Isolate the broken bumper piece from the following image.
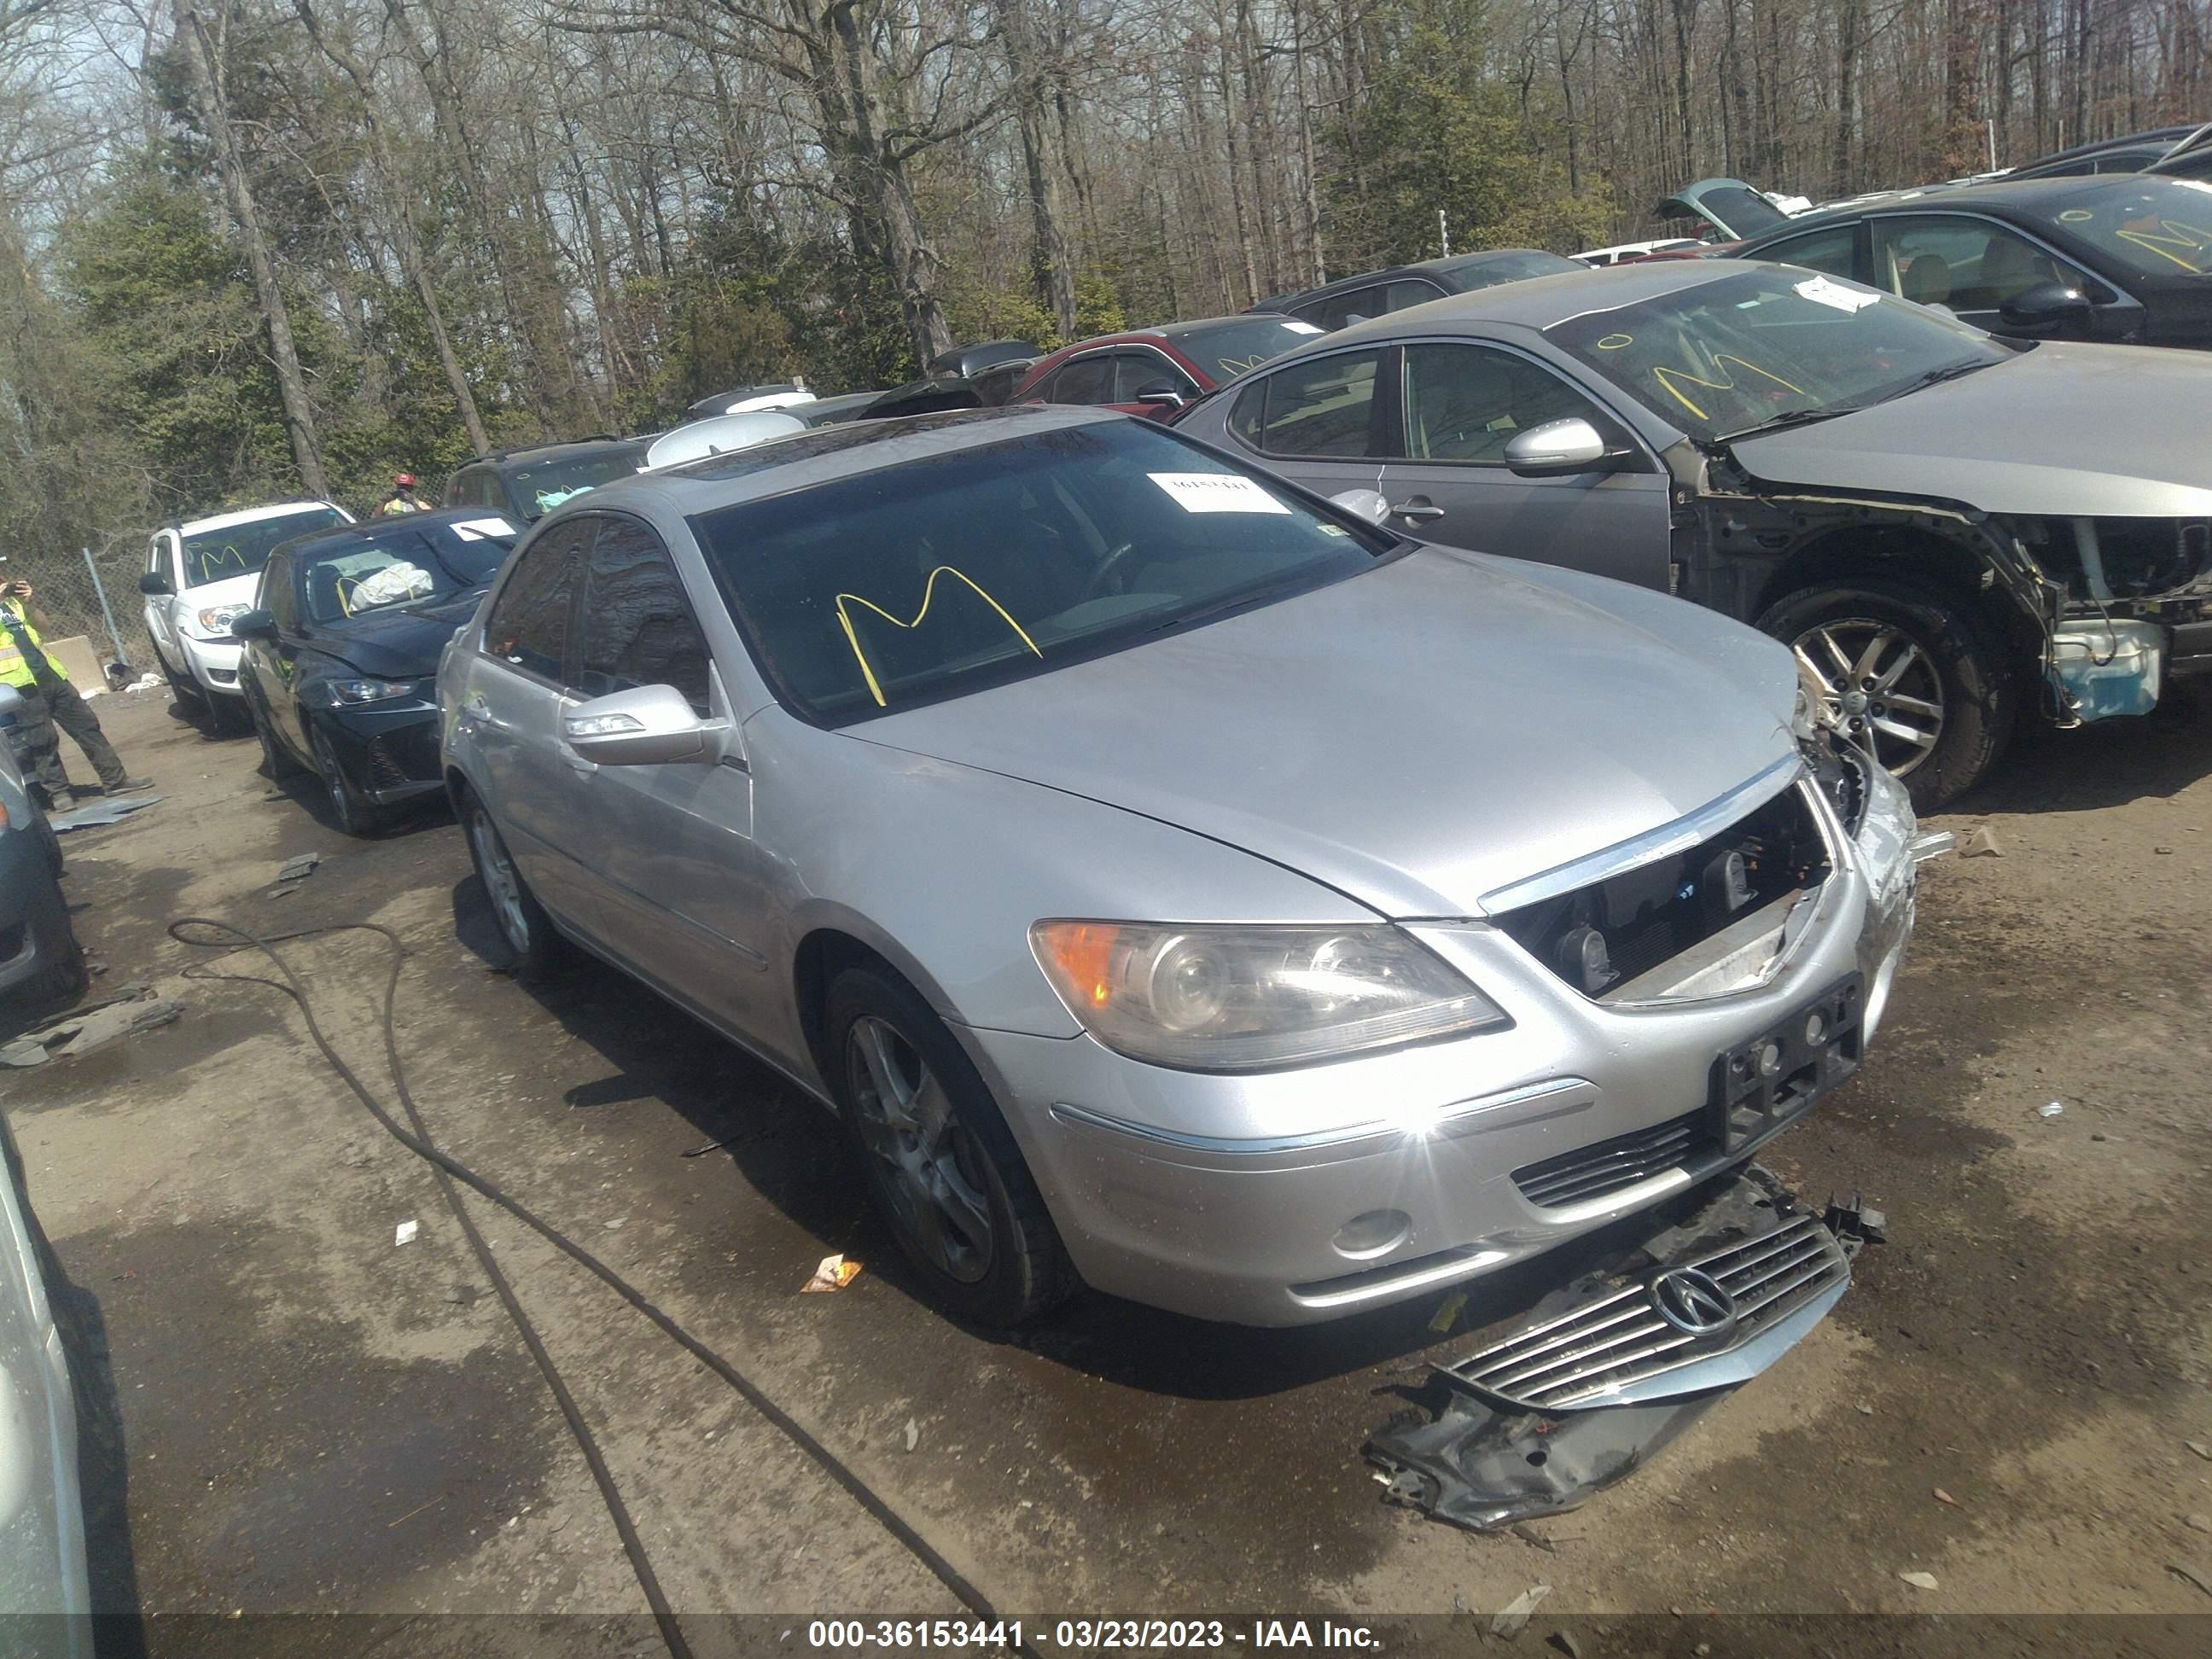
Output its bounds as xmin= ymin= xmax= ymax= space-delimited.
xmin=1367 ymin=1164 xmax=1861 ymax=1533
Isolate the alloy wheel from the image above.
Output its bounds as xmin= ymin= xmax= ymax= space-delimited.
xmin=469 ymin=809 xmax=533 ymax=955
xmin=844 ymin=1015 xmax=994 ymax=1284
xmin=1792 ymin=619 xmax=1947 ymax=777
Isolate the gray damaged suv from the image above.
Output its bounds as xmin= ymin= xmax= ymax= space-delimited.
xmin=441 ymin=407 xmax=1930 ymax=1338
xmin=1175 ymin=258 xmax=2212 ymax=806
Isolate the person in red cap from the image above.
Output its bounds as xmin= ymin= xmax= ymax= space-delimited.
xmin=379 ymin=473 xmax=428 ymax=515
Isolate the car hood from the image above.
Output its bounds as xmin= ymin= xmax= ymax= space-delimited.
xmin=857 ymin=550 xmax=1799 ymax=918
xmin=318 ymin=590 xmax=487 ymax=680
xmin=1731 ymin=341 xmax=2212 ymax=515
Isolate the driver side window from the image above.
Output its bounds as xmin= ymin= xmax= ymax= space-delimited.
xmin=485 ymin=519 xmax=592 ymax=684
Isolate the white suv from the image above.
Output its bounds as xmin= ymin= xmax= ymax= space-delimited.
xmin=142 ymin=502 xmax=352 ymax=726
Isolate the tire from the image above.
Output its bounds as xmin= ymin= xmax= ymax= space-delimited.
xmin=309 ymin=721 xmax=389 ymax=836
xmin=824 ymin=967 xmax=1075 ymax=1328
xmin=457 ymin=784 xmax=568 ymax=979
xmin=21 ymin=879 xmax=86 ymax=1009
xmin=1759 ymin=578 xmax=2017 ymax=810
xmin=160 ymin=653 xmax=202 ymax=713
xmin=248 ymin=686 xmax=306 ymax=781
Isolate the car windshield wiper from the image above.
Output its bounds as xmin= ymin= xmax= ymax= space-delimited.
xmin=1715 ymin=405 xmax=1849 ymax=444
xmin=1872 ymin=358 xmax=1996 ymax=402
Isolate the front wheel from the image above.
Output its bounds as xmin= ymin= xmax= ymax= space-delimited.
xmin=309 ymin=722 xmax=390 ymax=836
xmin=1759 ymin=578 xmax=2016 ymax=810
xmin=825 ymin=968 xmax=1074 ymax=1328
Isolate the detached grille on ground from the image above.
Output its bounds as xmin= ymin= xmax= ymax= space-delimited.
xmin=1511 ymin=1109 xmax=1704 ymax=1208
xmin=1447 ymin=1214 xmax=1849 ymax=1410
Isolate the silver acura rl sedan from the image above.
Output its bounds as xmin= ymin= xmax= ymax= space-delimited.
xmin=439 ymin=405 xmax=1924 ymax=1328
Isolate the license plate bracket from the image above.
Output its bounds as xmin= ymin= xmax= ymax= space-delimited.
xmin=1707 ymin=974 xmax=1863 ymax=1151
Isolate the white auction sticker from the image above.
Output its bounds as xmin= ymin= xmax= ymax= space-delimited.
xmin=451 ymin=516 xmax=519 ymax=541
xmin=1148 ymin=473 xmax=1293 ymax=514
xmin=1282 ymin=320 xmax=1325 ymax=335
xmin=1794 ymin=275 xmax=1882 ymax=313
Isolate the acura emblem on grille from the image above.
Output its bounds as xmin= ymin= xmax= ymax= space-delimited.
xmin=1649 ymin=1267 xmax=1738 ymax=1337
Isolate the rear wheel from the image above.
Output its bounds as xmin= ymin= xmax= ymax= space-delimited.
xmin=1759 ymin=578 xmax=2016 ymax=810
xmin=825 ymin=967 xmax=1074 ymax=1327
xmin=309 ymin=722 xmax=389 ymax=836
xmin=459 ymin=787 xmax=568 ymax=978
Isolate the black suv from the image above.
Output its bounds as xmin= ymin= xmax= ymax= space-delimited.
xmin=444 ymin=437 xmax=649 ymax=524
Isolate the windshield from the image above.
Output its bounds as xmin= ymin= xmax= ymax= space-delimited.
xmin=183 ymin=508 xmax=346 ymax=587
xmin=509 ymin=446 xmax=646 ymax=520
xmin=301 ymin=516 xmax=517 ymax=622
xmin=691 ymin=419 xmax=1394 ymax=725
xmin=1447 ymin=251 xmax=1582 ymax=288
xmin=1168 ymin=317 xmax=1327 ymax=383
xmin=1545 ymin=269 xmax=2011 ymax=441
xmin=2039 ymin=178 xmax=2212 ymax=276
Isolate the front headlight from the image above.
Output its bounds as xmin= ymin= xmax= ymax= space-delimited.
xmin=194 ymin=603 xmax=252 ymax=637
xmin=323 ymin=678 xmax=420 ymax=706
xmin=1030 ymin=921 xmax=1509 ymax=1071
xmin=1855 ymin=758 xmax=1918 ymax=902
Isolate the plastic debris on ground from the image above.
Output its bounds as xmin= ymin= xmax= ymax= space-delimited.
xmin=2039 ymin=1101 xmax=2065 ymax=1118
xmin=0 ymin=982 xmax=181 ymax=1067
xmin=1899 ymin=1570 xmax=1939 ymax=1590
xmin=801 ymin=1253 xmax=862 ymax=1293
xmin=2172 ymin=1563 xmax=2212 ymax=1600
xmin=1428 ymin=1288 xmax=1467 ymax=1335
xmin=394 ymin=1220 xmax=419 ymax=1247
xmin=50 ymin=795 xmax=163 ymax=833
xmin=1489 ymin=1585 xmax=1550 ymax=1639
xmin=277 ymin=853 xmax=321 ymax=882
xmin=903 ymin=1417 xmax=919 ymax=1452
xmin=1959 ymin=824 xmax=2003 ymax=858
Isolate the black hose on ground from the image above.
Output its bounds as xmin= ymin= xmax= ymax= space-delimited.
xmin=166 ymin=917 xmax=1008 ymax=1653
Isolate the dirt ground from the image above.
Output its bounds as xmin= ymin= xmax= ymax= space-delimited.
xmin=6 ymin=683 xmax=2210 ymax=1656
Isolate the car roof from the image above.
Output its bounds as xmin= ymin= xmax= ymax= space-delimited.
xmin=554 ymin=405 xmax=1123 ymax=520
xmin=469 ymin=436 xmax=645 ymax=471
xmin=1324 ymin=259 xmax=1746 ymax=342
xmin=1751 ymin=171 xmax=2190 ymax=242
xmin=276 ymin=508 xmax=516 ymax=562
xmin=178 ymin=500 xmax=342 ymax=535
xmin=1258 ymin=250 xmax=1568 ymax=312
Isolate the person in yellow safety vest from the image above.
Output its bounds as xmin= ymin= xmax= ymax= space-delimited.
xmin=0 ymin=570 xmax=152 ymax=817
xmin=379 ymin=473 xmax=428 ymax=515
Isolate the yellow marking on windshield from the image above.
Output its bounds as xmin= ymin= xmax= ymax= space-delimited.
xmin=2114 ymin=219 xmax=2211 ymax=273
xmin=2058 ymin=209 xmax=2094 ymax=223
xmin=1651 ymin=354 xmax=1807 ymax=422
xmin=1596 ymin=333 xmax=1633 ymax=350
xmin=835 ymin=566 xmax=1043 ymax=708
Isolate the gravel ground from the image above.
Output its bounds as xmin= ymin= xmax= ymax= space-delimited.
xmin=5 ymin=684 xmax=2209 ymax=1656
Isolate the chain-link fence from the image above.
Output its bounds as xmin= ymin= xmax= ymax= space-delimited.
xmin=2 ymin=538 xmax=157 ymax=687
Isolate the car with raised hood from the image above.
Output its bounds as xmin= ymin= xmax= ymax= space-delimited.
xmin=1254 ymin=249 xmax=1583 ymax=330
xmin=139 ymin=501 xmax=354 ymax=730
xmin=1010 ymin=314 xmax=1326 ymax=419
xmin=1733 ymin=172 xmax=2212 ymax=349
xmin=234 ymin=509 xmax=520 ymax=835
xmin=1172 ymin=258 xmax=2212 ymax=806
xmin=439 ymin=405 xmax=1924 ymax=1333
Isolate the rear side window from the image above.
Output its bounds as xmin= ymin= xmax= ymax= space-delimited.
xmin=1755 ymin=223 xmax=1859 ymax=278
xmin=1046 ymin=356 xmax=1117 ymax=404
xmin=1243 ymin=350 xmax=1384 ymax=457
xmin=576 ymin=518 xmax=713 ymax=715
xmin=485 ymin=518 xmax=592 ymax=682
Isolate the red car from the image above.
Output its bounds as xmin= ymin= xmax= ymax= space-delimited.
xmin=1011 ymin=315 xmax=1326 ymax=418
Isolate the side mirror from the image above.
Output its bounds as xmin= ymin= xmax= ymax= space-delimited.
xmin=1503 ymin=416 xmax=1615 ymax=477
xmin=1998 ymin=280 xmax=2094 ymax=334
xmin=1328 ymin=488 xmax=1392 ymax=525
xmin=230 ymin=608 xmax=277 ymax=641
xmin=562 ymin=684 xmax=718 ymax=766
xmin=138 ymin=572 xmax=174 ymax=597
xmin=1132 ymin=381 xmax=1188 ymax=410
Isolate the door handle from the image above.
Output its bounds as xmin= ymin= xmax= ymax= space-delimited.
xmin=1390 ymin=501 xmax=1446 ymax=522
